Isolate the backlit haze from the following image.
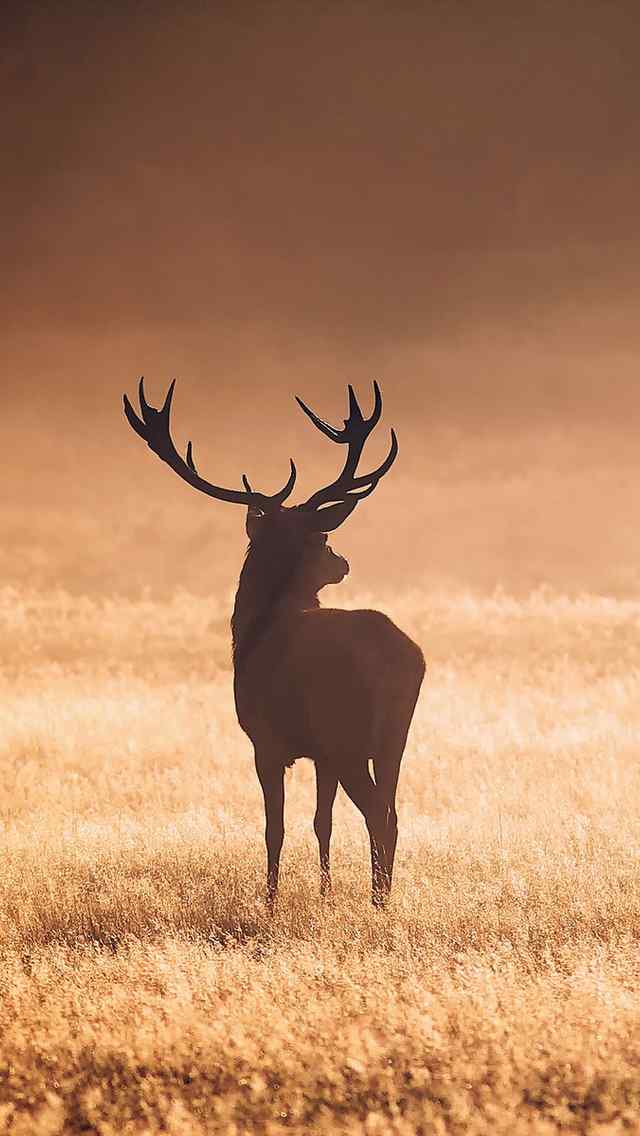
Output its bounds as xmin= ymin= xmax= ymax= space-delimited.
xmin=3 ymin=0 xmax=640 ymax=598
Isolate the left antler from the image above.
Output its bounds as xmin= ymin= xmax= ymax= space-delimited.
xmin=123 ymin=378 xmax=297 ymax=511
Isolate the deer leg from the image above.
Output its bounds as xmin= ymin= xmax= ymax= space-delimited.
xmin=372 ymin=675 xmax=422 ymax=890
xmin=338 ymin=765 xmax=390 ymax=907
xmin=314 ymin=763 xmax=338 ymax=896
xmin=373 ymin=755 xmax=403 ymax=887
xmin=254 ymin=753 xmax=285 ymax=911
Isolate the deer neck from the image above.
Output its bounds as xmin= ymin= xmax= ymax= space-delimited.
xmin=231 ymin=550 xmax=320 ymax=670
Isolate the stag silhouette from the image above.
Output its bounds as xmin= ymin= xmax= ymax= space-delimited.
xmin=123 ymin=380 xmax=424 ymax=906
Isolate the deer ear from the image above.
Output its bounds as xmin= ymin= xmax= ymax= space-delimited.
xmin=301 ymin=498 xmax=359 ymax=533
xmin=246 ymin=507 xmax=264 ymax=539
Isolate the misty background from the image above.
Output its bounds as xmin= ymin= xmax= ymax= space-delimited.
xmin=2 ymin=0 xmax=640 ymax=598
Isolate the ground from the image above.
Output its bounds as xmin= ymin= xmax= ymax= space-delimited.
xmin=1 ymin=586 xmax=640 ymax=1134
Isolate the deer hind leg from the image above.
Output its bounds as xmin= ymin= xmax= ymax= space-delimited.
xmin=373 ymin=675 xmax=423 ymax=889
xmin=338 ymin=764 xmax=390 ymax=907
xmin=372 ymin=753 xmax=403 ymax=888
xmin=254 ymin=752 xmax=285 ymax=911
xmin=314 ymin=763 xmax=338 ymax=896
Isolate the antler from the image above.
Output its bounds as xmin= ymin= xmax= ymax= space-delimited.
xmin=296 ymin=381 xmax=398 ymax=510
xmin=123 ymin=378 xmax=296 ymax=511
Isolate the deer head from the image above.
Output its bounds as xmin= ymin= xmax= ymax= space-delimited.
xmin=123 ymin=379 xmax=397 ymax=592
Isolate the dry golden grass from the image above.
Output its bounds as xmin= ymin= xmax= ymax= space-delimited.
xmin=2 ymin=585 xmax=640 ymax=1133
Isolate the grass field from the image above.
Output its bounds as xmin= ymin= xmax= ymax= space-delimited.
xmin=2 ymin=585 xmax=640 ymax=1133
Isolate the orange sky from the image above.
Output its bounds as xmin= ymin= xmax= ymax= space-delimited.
xmin=3 ymin=1 xmax=640 ymax=596
xmin=5 ymin=1 xmax=640 ymax=343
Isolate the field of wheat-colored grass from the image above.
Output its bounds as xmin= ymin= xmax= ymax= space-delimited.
xmin=2 ymin=585 xmax=640 ymax=1133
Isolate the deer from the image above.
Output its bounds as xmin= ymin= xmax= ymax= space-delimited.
xmin=123 ymin=378 xmax=425 ymax=907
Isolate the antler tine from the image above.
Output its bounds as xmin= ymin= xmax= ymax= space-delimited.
xmin=123 ymin=378 xmax=297 ymax=510
xmin=298 ymin=382 xmax=398 ymax=511
xmin=296 ymin=381 xmax=380 ymax=441
xmin=294 ymin=396 xmax=343 ymax=441
xmin=137 ymin=374 xmax=159 ymax=422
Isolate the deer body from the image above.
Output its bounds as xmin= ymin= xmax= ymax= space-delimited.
xmin=124 ymin=378 xmax=425 ymax=905
xmin=234 ymin=604 xmax=423 ymax=768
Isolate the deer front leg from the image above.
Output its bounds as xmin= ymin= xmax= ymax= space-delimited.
xmin=255 ymin=753 xmax=285 ymax=911
xmin=313 ymin=762 xmax=338 ymax=896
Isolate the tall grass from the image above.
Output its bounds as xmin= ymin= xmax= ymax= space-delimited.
xmin=1 ymin=586 xmax=640 ymax=1133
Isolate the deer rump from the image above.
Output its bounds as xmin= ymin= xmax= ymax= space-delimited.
xmin=234 ymin=607 xmax=425 ymax=768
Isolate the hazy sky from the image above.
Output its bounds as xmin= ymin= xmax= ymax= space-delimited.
xmin=5 ymin=2 xmax=640 ymax=341
xmin=3 ymin=1 xmax=640 ymax=595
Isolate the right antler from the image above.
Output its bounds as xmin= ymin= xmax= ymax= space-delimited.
xmin=123 ymin=378 xmax=297 ymax=511
xmin=296 ymin=382 xmax=398 ymax=511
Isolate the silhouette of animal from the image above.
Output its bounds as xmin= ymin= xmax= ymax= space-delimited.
xmin=123 ymin=379 xmax=425 ymax=906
